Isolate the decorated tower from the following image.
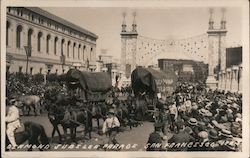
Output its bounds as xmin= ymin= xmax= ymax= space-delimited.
xmin=206 ymin=8 xmax=227 ymax=89
xmin=120 ymin=12 xmax=138 ymax=78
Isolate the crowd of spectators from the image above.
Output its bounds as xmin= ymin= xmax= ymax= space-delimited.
xmin=152 ymin=82 xmax=242 ymax=151
xmin=6 ymin=72 xmax=65 ymax=101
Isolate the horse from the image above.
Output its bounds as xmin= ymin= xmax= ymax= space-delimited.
xmin=48 ymin=104 xmax=91 ymax=143
xmin=18 ymin=95 xmax=41 ymax=116
xmin=91 ymin=102 xmax=107 ymax=130
xmin=47 ymin=104 xmax=65 ymax=143
xmin=6 ymin=121 xmax=50 ymax=151
xmin=60 ymin=110 xmax=87 ymax=143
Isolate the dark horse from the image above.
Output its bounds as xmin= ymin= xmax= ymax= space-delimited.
xmin=48 ymin=104 xmax=91 ymax=143
xmin=6 ymin=121 xmax=50 ymax=151
xmin=91 ymin=102 xmax=107 ymax=130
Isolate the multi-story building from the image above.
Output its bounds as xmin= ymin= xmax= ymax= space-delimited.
xmin=6 ymin=7 xmax=98 ymax=74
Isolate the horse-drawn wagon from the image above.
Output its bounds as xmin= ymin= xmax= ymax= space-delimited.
xmin=131 ymin=67 xmax=178 ymax=120
xmin=66 ymin=68 xmax=112 ymax=102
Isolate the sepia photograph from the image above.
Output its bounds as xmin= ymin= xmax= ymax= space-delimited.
xmin=1 ymin=0 xmax=249 ymax=158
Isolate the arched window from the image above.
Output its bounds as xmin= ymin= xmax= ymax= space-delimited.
xmin=6 ymin=21 xmax=10 ymax=46
xmin=37 ymin=32 xmax=42 ymax=52
xmin=67 ymin=41 xmax=71 ymax=58
xmin=16 ymin=25 xmax=22 ymax=48
xmin=46 ymin=34 xmax=51 ymax=54
xmin=78 ymin=44 xmax=81 ymax=59
xmin=54 ymin=37 xmax=58 ymax=55
xmin=61 ymin=39 xmax=65 ymax=55
xmin=83 ymin=45 xmax=86 ymax=60
xmin=73 ymin=42 xmax=76 ymax=59
xmin=27 ymin=29 xmax=33 ymax=47
xmin=90 ymin=47 xmax=93 ymax=60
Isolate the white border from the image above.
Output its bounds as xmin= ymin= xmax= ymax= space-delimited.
xmin=1 ymin=0 xmax=249 ymax=158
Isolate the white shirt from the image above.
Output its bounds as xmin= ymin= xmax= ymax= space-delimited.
xmin=102 ymin=116 xmax=120 ymax=133
xmin=6 ymin=105 xmax=20 ymax=123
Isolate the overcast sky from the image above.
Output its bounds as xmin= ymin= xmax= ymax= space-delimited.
xmin=43 ymin=7 xmax=242 ymax=61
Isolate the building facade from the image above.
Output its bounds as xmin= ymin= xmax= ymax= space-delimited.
xmin=6 ymin=7 xmax=98 ymax=75
xmin=158 ymin=59 xmax=208 ymax=83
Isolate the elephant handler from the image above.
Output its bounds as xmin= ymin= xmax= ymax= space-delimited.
xmin=102 ymin=108 xmax=120 ymax=144
xmin=6 ymin=98 xmax=21 ymax=149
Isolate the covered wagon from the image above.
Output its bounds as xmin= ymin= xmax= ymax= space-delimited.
xmin=131 ymin=67 xmax=178 ymax=111
xmin=66 ymin=69 xmax=112 ymax=102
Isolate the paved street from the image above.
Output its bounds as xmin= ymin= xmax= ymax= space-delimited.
xmin=16 ymin=115 xmax=156 ymax=151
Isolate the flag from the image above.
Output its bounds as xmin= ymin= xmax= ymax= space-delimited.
xmin=24 ymin=46 xmax=31 ymax=57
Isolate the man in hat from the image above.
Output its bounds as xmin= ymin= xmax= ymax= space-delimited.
xmin=102 ymin=108 xmax=120 ymax=144
xmin=146 ymin=122 xmax=164 ymax=151
xmin=6 ymin=98 xmax=21 ymax=149
xmin=168 ymin=121 xmax=194 ymax=151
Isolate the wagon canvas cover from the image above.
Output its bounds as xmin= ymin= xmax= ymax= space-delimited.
xmin=66 ymin=69 xmax=112 ymax=92
xmin=131 ymin=67 xmax=177 ymax=97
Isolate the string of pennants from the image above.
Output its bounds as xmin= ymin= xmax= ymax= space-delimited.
xmin=136 ymin=34 xmax=209 ymax=65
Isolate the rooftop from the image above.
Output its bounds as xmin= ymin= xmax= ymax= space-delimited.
xmin=25 ymin=7 xmax=98 ymax=39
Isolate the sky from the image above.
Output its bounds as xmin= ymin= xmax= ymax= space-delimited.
xmin=43 ymin=7 xmax=242 ymax=62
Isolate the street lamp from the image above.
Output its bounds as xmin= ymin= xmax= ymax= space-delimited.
xmin=24 ymin=45 xmax=31 ymax=74
xmin=60 ymin=54 xmax=65 ymax=73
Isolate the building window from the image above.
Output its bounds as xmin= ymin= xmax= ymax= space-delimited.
xmin=16 ymin=25 xmax=22 ymax=48
xmin=67 ymin=41 xmax=71 ymax=58
xmin=47 ymin=21 xmax=51 ymax=27
xmin=27 ymin=29 xmax=33 ymax=48
xmin=61 ymin=39 xmax=65 ymax=55
xmin=46 ymin=35 xmax=51 ymax=54
xmin=8 ymin=7 xmax=11 ymax=13
xmin=54 ymin=37 xmax=58 ymax=55
xmin=19 ymin=66 xmax=23 ymax=73
xmin=73 ymin=43 xmax=76 ymax=59
xmin=30 ymin=67 xmax=33 ymax=75
xmin=31 ymin=14 xmax=34 ymax=21
xmin=37 ymin=32 xmax=42 ymax=52
xmin=6 ymin=21 xmax=10 ymax=46
xmin=78 ymin=44 xmax=81 ymax=59
xmin=48 ymin=69 xmax=51 ymax=74
xmin=90 ymin=47 xmax=93 ymax=60
xmin=63 ymin=69 xmax=65 ymax=73
xmin=56 ymin=69 xmax=58 ymax=74
xmin=83 ymin=45 xmax=86 ymax=60
xmin=39 ymin=68 xmax=42 ymax=74
xmin=17 ymin=9 xmax=20 ymax=15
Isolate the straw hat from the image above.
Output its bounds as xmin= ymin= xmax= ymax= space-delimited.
xmin=220 ymin=129 xmax=233 ymax=138
xmin=225 ymin=142 xmax=237 ymax=151
xmin=188 ymin=118 xmax=198 ymax=126
xmin=198 ymin=131 xmax=208 ymax=139
xmin=199 ymin=108 xmax=212 ymax=117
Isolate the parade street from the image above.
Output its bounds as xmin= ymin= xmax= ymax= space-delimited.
xmin=16 ymin=115 xmax=156 ymax=151
xmin=4 ymin=6 xmax=244 ymax=154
